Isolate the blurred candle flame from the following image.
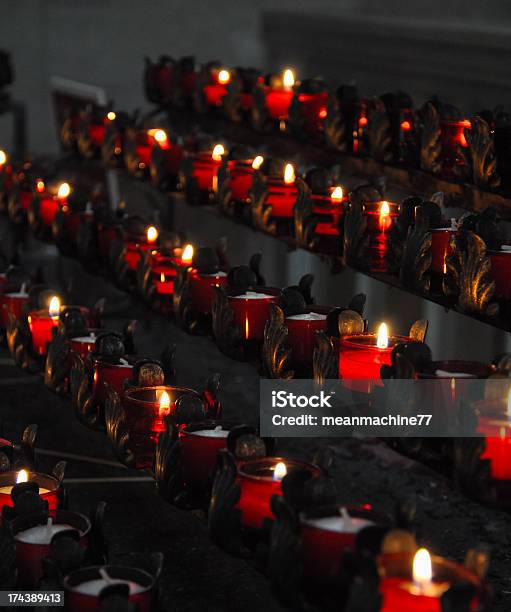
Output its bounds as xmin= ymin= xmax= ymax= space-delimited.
xmin=36 ymin=180 xmax=45 ymax=193
xmin=0 ymin=150 xmax=7 ymax=166
xmin=283 ymin=69 xmax=295 ymax=88
xmin=146 ymin=226 xmax=158 ymax=243
xmin=413 ymin=548 xmax=432 ymax=584
xmin=107 ymin=111 xmax=116 ymax=121
xmin=273 ymin=462 xmax=287 ymax=481
xmin=376 ymin=323 xmax=389 ymax=349
xmin=181 ymin=244 xmax=194 ymax=264
xmin=251 ymin=155 xmax=264 ymax=170
xmin=218 ymin=69 xmax=231 ymax=84
xmin=212 ymin=144 xmax=225 ymax=161
xmin=57 ymin=182 xmax=71 ymax=199
xmin=16 ymin=469 xmax=28 ymax=484
xmin=48 ymin=296 xmax=61 ymax=318
xmin=331 ymin=186 xmax=344 ymax=202
xmin=159 ymin=390 xmax=171 ymax=416
xmin=283 ymin=163 xmax=295 ymax=184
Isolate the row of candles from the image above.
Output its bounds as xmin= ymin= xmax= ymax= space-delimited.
xmin=142 ymin=56 xmax=511 ymax=191
xmin=0 ymin=211 xmax=502 ymax=609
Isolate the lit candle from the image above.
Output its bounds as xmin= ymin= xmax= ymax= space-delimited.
xmin=252 ymin=155 xmax=264 ymax=170
xmin=180 ymin=244 xmax=194 ymax=266
xmin=379 ymin=201 xmax=391 ymax=231
xmin=212 ymin=144 xmax=225 ymax=162
xmin=282 ymin=68 xmax=295 ymax=90
xmin=331 ymin=186 xmax=344 ymax=202
xmin=57 ymin=182 xmax=71 ymax=200
xmin=28 ymin=295 xmax=61 ymax=356
xmin=0 ymin=149 xmax=7 ymax=167
xmin=0 ymin=282 xmax=29 ymax=328
xmin=228 ymin=289 xmax=280 ymax=342
xmin=283 ymin=163 xmax=295 ymax=184
xmin=285 ymin=308 xmax=330 ymax=368
xmin=146 ymin=225 xmax=158 ymax=244
xmin=475 ymin=389 xmax=511 ymax=481
xmin=188 ymin=269 xmax=228 ymax=315
xmin=217 ymin=69 xmax=231 ymax=85
xmin=0 ymin=469 xmax=59 ymax=513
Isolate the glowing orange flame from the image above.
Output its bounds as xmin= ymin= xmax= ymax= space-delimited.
xmin=273 ymin=462 xmax=287 ymax=481
xmin=107 ymin=111 xmax=116 ymax=121
xmin=160 ymin=273 xmax=165 ymax=283
xmin=48 ymin=296 xmax=61 ymax=318
xmin=251 ymin=155 xmax=264 ymax=170
xmin=57 ymin=182 xmax=71 ymax=199
xmin=283 ymin=163 xmax=295 ymax=184
xmin=181 ymin=244 xmax=194 ymax=265
xmin=413 ymin=548 xmax=432 ymax=584
xmin=376 ymin=323 xmax=389 ymax=349
xmin=159 ymin=390 xmax=171 ymax=417
xmin=218 ymin=69 xmax=231 ymax=85
xmin=283 ymin=69 xmax=295 ymax=88
xmin=146 ymin=226 xmax=158 ymax=243
xmin=16 ymin=469 xmax=28 ymax=484
xmin=331 ymin=186 xmax=344 ymax=202
xmin=0 ymin=150 xmax=7 ymax=166
xmin=212 ymin=144 xmax=225 ymax=161
xmin=36 ymin=180 xmax=45 ymax=193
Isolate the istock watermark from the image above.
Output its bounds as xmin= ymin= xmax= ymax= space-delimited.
xmin=260 ymin=379 xmax=508 ymax=438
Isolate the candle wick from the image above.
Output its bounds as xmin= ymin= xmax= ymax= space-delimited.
xmin=214 ymin=425 xmax=222 ymax=431
xmin=20 ymin=282 xmax=27 ymax=294
xmin=339 ymin=507 xmax=350 ymax=520
xmin=99 ymin=567 xmax=113 ymax=584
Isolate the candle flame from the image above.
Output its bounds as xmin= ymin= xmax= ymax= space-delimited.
xmin=57 ymin=182 xmax=71 ymax=199
xmin=252 ymin=155 xmax=264 ymax=170
xmin=48 ymin=296 xmax=61 ymax=318
xmin=413 ymin=548 xmax=432 ymax=584
xmin=159 ymin=390 xmax=171 ymax=416
xmin=160 ymin=273 xmax=165 ymax=283
xmin=212 ymin=144 xmax=225 ymax=161
xmin=273 ymin=461 xmax=287 ymax=481
xmin=380 ymin=201 xmax=390 ymax=219
xmin=218 ymin=69 xmax=231 ymax=84
xmin=283 ymin=68 xmax=295 ymax=88
xmin=0 ymin=150 xmax=7 ymax=166
xmin=376 ymin=323 xmax=389 ymax=349
xmin=107 ymin=111 xmax=116 ymax=121
xmin=36 ymin=180 xmax=45 ymax=193
xmin=146 ymin=226 xmax=158 ymax=243
xmin=181 ymin=244 xmax=194 ymax=264
xmin=16 ymin=469 xmax=28 ymax=484
xmin=283 ymin=163 xmax=295 ymax=184
xmin=152 ymin=129 xmax=168 ymax=144
xmin=331 ymin=186 xmax=344 ymax=202
xmin=245 ymin=315 xmax=249 ymax=339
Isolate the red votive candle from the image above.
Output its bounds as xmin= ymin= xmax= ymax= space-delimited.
xmin=0 ymin=284 xmax=29 ymax=328
xmin=313 ymin=186 xmax=347 ymax=237
xmin=440 ymin=118 xmax=471 ymax=179
xmin=379 ymin=549 xmax=484 ymax=612
xmin=67 ymin=330 xmax=101 ymax=360
xmin=265 ymin=163 xmax=298 ymax=219
xmin=188 ymin=269 xmax=228 ymax=315
xmin=228 ymin=288 xmax=280 ymax=341
xmin=285 ymin=306 xmax=331 ymax=367
xmin=92 ymin=357 xmax=134 ymax=412
xmin=364 ymin=201 xmax=399 ymax=273
xmin=229 ymin=158 xmax=261 ymax=202
xmin=296 ymin=91 xmax=329 ymax=132
xmin=490 ymin=246 xmax=511 ymax=301
xmin=473 ymin=392 xmax=511 ymax=482
xmin=0 ymin=469 xmax=60 ymax=514
xmin=123 ymin=385 xmax=203 ymax=468
xmin=430 ymin=227 xmax=456 ymax=275
xmin=264 ymin=69 xmax=296 ymax=120
xmin=300 ymin=505 xmax=378 ymax=583
xmin=339 ymin=323 xmax=412 ymax=393
xmin=38 ymin=182 xmax=71 ymax=227
xmin=192 ymin=145 xmax=225 ymax=192
xmin=124 ymin=225 xmax=159 ymax=271
xmin=179 ymin=422 xmax=230 ymax=489
xmin=64 ymin=565 xmax=155 ymax=612
xmin=12 ymin=510 xmax=90 ymax=588
xmin=236 ymin=457 xmax=321 ymax=530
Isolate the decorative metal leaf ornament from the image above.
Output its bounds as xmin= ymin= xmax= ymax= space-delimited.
xmin=324 ymin=92 xmax=346 ymax=152
xmin=368 ymin=98 xmax=392 ymax=163
xmin=216 ymin=160 xmax=234 ymax=216
xmin=467 ymin=115 xmax=501 ymax=190
xmin=104 ymin=385 xmax=135 ymax=467
xmin=313 ymin=331 xmax=338 ymax=385
xmin=293 ymin=178 xmax=316 ymax=249
xmin=249 ymin=171 xmax=276 ymax=234
xmin=262 ymin=305 xmax=293 ymax=379
xmin=251 ymin=82 xmax=270 ymax=132
xmin=399 ymin=207 xmax=432 ymax=293
xmin=420 ymin=102 xmax=441 ymax=174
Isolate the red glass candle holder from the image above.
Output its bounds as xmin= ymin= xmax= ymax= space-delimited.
xmin=430 ymin=228 xmax=456 ymax=275
xmin=38 ymin=193 xmax=60 ymax=228
xmin=191 ymin=151 xmax=224 ymax=192
xmin=67 ymin=330 xmax=102 ymax=361
xmin=28 ymin=305 xmax=90 ymax=357
xmin=188 ymin=268 xmax=228 ymax=315
xmin=236 ymin=457 xmax=321 ymax=530
xmin=295 ymin=91 xmax=329 ymax=133
xmin=124 ymin=231 xmax=159 ymax=272
xmin=300 ymin=505 xmax=383 ymax=583
xmin=379 ymin=551 xmax=485 ymax=612
xmin=179 ymin=421 xmax=231 ymax=489
xmin=12 ymin=510 xmax=90 ymax=588
xmin=228 ymin=288 xmax=280 ymax=341
xmin=363 ymin=201 xmax=400 ymax=273
xmin=64 ymin=565 xmax=155 ymax=612
xmin=439 ymin=118 xmax=471 ymax=179
xmin=229 ymin=160 xmax=258 ymax=203
xmin=92 ymin=357 xmax=134 ymax=414
xmin=312 ymin=190 xmax=347 ymax=239
xmin=0 ymin=471 xmax=60 ymax=514
xmin=490 ymin=248 xmax=511 ymax=301
xmin=0 ymin=288 xmax=29 ymax=328
xmin=266 ymin=177 xmax=298 ymax=219
xmin=265 ymin=86 xmax=295 ymax=120
xmin=339 ymin=332 xmax=413 ymax=393
xmin=472 ymin=397 xmax=511 ymax=482
xmin=123 ymin=385 xmax=203 ymax=468
xmin=285 ymin=306 xmax=331 ymax=367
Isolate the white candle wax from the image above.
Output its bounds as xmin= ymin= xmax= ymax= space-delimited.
xmin=203 ymin=271 xmax=227 ymax=278
xmin=0 ymin=485 xmax=50 ymax=495
xmin=75 ymin=574 xmax=145 ymax=597
xmin=231 ymin=291 xmax=274 ymax=299
xmin=302 ymin=508 xmax=374 ymax=533
xmin=72 ymin=334 xmax=97 ymax=343
xmin=500 ymin=245 xmax=511 ymax=252
xmin=188 ymin=426 xmax=229 ymax=438
xmin=435 ymin=370 xmax=473 ymax=378
xmin=286 ymin=312 xmax=327 ymax=321
xmin=15 ymin=518 xmax=75 ymax=545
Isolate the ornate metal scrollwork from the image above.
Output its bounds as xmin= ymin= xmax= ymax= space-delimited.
xmin=293 ymin=178 xmax=317 ymax=250
xmin=313 ymin=331 xmax=338 ymax=385
xmin=44 ymin=330 xmax=71 ymax=395
xmin=251 ymin=82 xmax=270 ymax=132
xmin=287 ymin=94 xmax=307 ymax=140
xmin=216 ymin=160 xmax=235 ymax=216
xmin=262 ymin=305 xmax=293 ymax=380
xmin=211 ymin=287 xmax=244 ymax=360
xmin=342 ymin=191 xmax=369 ymax=269
xmin=154 ymin=420 xmax=183 ymax=504
xmin=324 ymin=92 xmax=346 ymax=152
xmin=248 ymin=171 xmax=275 ymax=234
xmin=172 ymin=266 xmax=192 ymax=330
xmin=180 ymin=156 xmax=201 ymax=205
xmin=223 ymin=77 xmax=243 ymax=123
xmin=104 ymin=384 xmax=135 ymax=468
xmin=70 ymin=355 xmax=98 ymax=428
xmin=368 ymin=98 xmax=392 ymax=163
xmin=399 ymin=207 xmax=432 ymax=293
xmin=443 ymin=231 xmax=498 ymax=318
xmin=420 ymin=102 xmax=441 ymax=174
xmin=6 ymin=313 xmax=39 ymax=372
xmin=208 ymin=450 xmax=243 ymax=555
xmin=467 ymin=115 xmax=501 ymax=191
